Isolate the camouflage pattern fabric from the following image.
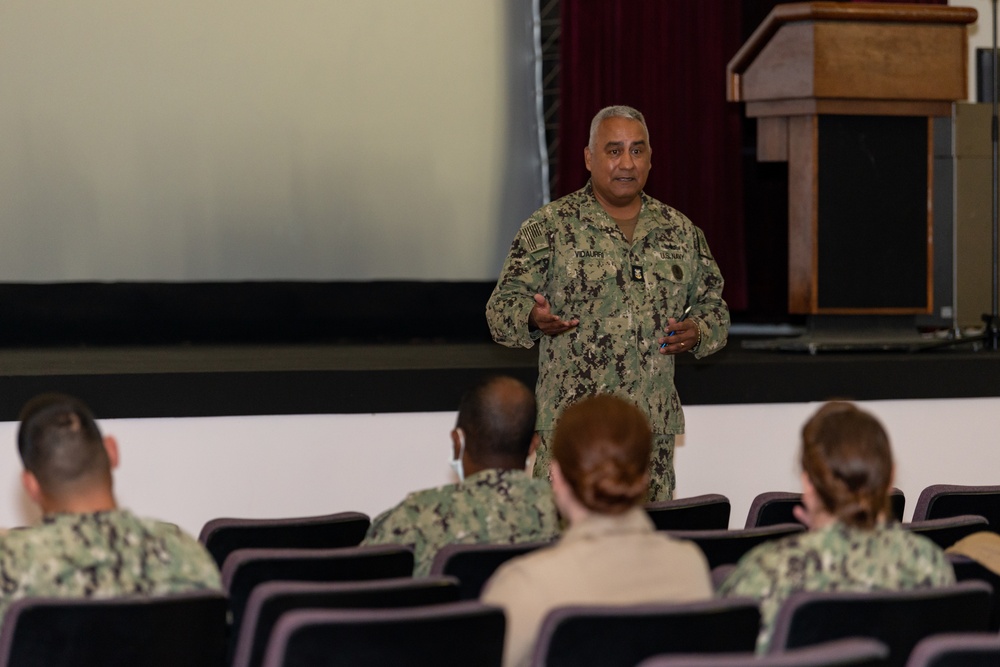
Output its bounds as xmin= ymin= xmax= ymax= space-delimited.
xmin=362 ymin=468 xmax=560 ymax=577
xmin=487 ymin=182 xmax=728 ymax=499
xmin=718 ymin=521 xmax=956 ymax=653
xmin=534 ymin=431 xmax=675 ymax=502
xmin=0 ymin=509 xmax=222 ymax=625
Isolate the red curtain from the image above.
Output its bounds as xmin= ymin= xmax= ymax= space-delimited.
xmin=559 ymin=0 xmax=748 ymax=311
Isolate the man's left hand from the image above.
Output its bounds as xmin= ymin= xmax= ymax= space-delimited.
xmin=657 ymin=318 xmax=698 ymax=355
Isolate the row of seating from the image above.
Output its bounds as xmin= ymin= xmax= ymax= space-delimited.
xmin=194 ymin=484 xmax=1000 ymax=659
xmin=198 ymin=483 xmax=1000 ymax=571
xmin=639 ymin=634 xmax=1000 ymax=667
xmin=645 ymin=483 xmax=1000 ymax=533
xmin=3 ymin=579 xmax=998 ymax=667
xmin=208 ymin=533 xmax=1000 ymax=665
xmin=4 ymin=483 xmax=999 ymax=666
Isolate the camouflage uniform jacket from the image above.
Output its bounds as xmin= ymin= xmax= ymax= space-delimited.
xmin=0 ymin=509 xmax=222 ymax=626
xmin=486 ymin=182 xmax=729 ymax=434
xmin=718 ymin=521 xmax=955 ymax=653
xmin=362 ymin=468 xmax=560 ymax=577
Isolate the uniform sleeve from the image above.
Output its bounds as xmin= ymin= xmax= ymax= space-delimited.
xmin=0 ymin=537 xmax=29 ymax=626
xmin=362 ymin=505 xmax=419 ymax=552
xmin=717 ymin=547 xmax=782 ymax=654
xmin=362 ymin=503 xmax=431 ymax=576
xmin=169 ymin=532 xmax=223 ymax=591
xmin=717 ymin=551 xmax=773 ymax=600
xmin=486 ymin=217 xmax=552 ymax=349
xmin=687 ymin=226 xmax=729 ymax=360
xmin=935 ymin=554 xmax=957 ymax=585
xmin=924 ymin=540 xmax=957 ymax=586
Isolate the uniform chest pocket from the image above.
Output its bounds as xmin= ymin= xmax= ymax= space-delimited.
xmin=648 ymin=257 xmax=696 ymax=316
xmin=554 ymin=256 xmax=621 ymax=306
xmin=651 ymin=257 xmax=695 ymax=286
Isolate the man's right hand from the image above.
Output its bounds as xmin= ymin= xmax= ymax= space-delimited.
xmin=528 ymin=294 xmax=579 ymax=336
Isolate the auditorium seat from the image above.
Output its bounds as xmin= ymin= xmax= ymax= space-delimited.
xmin=221 ymin=544 xmax=414 ymax=640
xmin=901 ymin=515 xmax=989 ymax=550
xmin=198 ymin=511 xmax=371 ymax=569
xmin=745 ymin=489 xmax=905 ymax=529
xmin=0 ymin=591 xmax=228 ymax=667
xmin=911 ymin=484 xmax=1000 ymax=531
xmin=231 ymin=576 xmax=462 ymax=667
xmin=259 ymin=601 xmax=505 ymax=667
xmin=768 ymin=580 xmax=992 ymax=667
xmin=428 ymin=540 xmax=553 ymax=599
xmin=645 ymin=494 xmax=732 ymax=531
xmin=904 ymin=632 xmax=1000 ymax=667
xmin=664 ymin=524 xmax=805 ymax=569
xmin=528 ymin=599 xmax=760 ymax=667
xmin=635 ymin=638 xmax=890 ymax=667
xmin=947 ymin=553 xmax=1000 ymax=631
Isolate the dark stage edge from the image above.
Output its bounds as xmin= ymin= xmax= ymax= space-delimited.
xmin=0 ymin=339 xmax=996 ymax=420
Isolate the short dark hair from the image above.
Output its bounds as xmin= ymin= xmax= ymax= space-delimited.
xmin=456 ymin=376 xmax=536 ymax=464
xmin=553 ymin=394 xmax=652 ymax=514
xmin=801 ymin=401 xmax=893 ymax=530
xmin=18 ymin=393 xmax=110 ymax=494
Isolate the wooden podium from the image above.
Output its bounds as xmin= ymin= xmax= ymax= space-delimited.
xmin=728 ymin=2 xmax=977 ymax=318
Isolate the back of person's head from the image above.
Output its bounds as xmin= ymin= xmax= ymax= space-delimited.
xmin=18 ymin=393 xmax=111 ymax=498
xmin=552 ymin=394 xmax=651 ymax=514
xmin=800 ymin=401 xmax=893 ymax=530
xmin=455 ymin=376 xmax=536 ymax=466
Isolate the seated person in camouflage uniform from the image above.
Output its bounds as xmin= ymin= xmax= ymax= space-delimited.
xmin=0 ymin=393 xmax=221 ymax=626
xmin=719 ymin=401 xmax=955 ymax=653
xmin=362 ymin=375 xmax=560 ymax=577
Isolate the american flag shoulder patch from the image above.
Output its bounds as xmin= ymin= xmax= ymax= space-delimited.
xmin=519 ymin=221 xmax=548 ymax=253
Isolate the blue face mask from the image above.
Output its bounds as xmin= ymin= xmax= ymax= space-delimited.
xmin=449 ymin=428 xmax=466 ymax=483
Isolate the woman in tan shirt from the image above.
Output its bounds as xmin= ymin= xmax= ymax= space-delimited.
xmin=481 ymin=394 xmax=713 ymax=667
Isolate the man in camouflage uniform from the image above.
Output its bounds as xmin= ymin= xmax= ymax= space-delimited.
xmin=0 ymin=393 xmax=221 ymax=626
xmin=486 ymin=105 xmax=729 ymax=501
xmin=363 ymin=376 xmax=560 ymax=577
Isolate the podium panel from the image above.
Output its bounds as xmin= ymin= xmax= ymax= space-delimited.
xmin=815 ymin=115 xmax=930 ymax=312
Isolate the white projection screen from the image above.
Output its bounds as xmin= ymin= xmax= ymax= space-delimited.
xmin=0 ymin=2 xmax=545 ymax=282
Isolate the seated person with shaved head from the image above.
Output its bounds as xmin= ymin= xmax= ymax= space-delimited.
xmin=363 ymin=375 xmax=560 ymax=577
xmin=0 ymin=393 xmax=221 ymax=625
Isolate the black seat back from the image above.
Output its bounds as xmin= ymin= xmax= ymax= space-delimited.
xmin=0 ymin=591 xmax=227 ymax=667
xmin=529 ymin=598 xmax=761 ymax=667
xmin=666 ymin=524 xmax=806 ymax=569
xmin=221 ymin=545 xmax=414 ymax=637
xmin=769 ymin=581 xmax=993 ymax=667
xmin=645 ymin=494 xmax=732 ymax=531
xmin=259 ymin=601 xmax=505 ymax=667
xmin=199 ymin=511 xmax=370 ymax=569
xmin=428 ymin=541 xmax=552 ymax=599
xmin=232 ymin=576 xmax=461 ymax=667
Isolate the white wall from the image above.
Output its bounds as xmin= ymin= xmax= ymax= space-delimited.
xmin=966 ymin=0 xmax=995 ymax=102
xmin=3 ymin=398 xmax=999 ymax=537
xmin=675 ymin=397 xmax=1000 ymax=526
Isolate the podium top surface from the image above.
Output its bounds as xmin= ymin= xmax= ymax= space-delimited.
xmin=728 ymin=2 xmax=979 ymax=102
